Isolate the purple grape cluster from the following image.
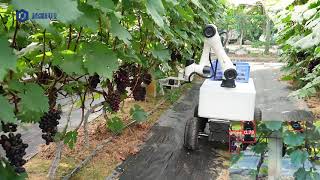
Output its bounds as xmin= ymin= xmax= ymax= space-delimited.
xmin=0 ymin=133 xmax=28 ymax=173
xmin=308 ymin=59 xmax=320 ymax=73
xmin=1 ymin=121 xmax=17 ymax=133
xmin=107 ymin=91 xmax=121 ymax=112
xmin=114 ymin=67 xmax=130 ymax=94
xmin=132 ymin=86 xmax=146 ymax=101
xmin=88 ymin=74 xmax=100 ymax=89
xmin=171 ymin=50 xmax=182 ymax=62
xmin=37 ymin=72 xmax=51 ymax=84
xmin=142 ymin=73 xmax=152 ymax=85
xmin=39 ymin=110 xmax=61 ymax=145
xmin=131 ymin=76 xmax=146 ymax=101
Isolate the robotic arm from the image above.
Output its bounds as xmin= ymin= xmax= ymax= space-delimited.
xmin=184 ymin=24 xmax=238 ymax=88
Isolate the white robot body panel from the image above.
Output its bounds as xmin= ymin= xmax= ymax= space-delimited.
xmin=198 ymin=78 xmax=256 ymax=121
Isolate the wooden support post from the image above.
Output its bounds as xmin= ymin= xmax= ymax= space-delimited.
xmin=268 ymin=131 xmax=282 ymax=180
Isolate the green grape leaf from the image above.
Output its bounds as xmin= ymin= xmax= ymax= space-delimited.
xmin=0 ymin=36 xmax=17 ymax=81
xmin=82 ymin=42 xmax=119 ymax=79
xmin=264 ymin=121 xmax=282 ymax=131
xmin=87 ymin=0 xmax=115 ymax=13
xmin=130 ymin=104 xmax=148 ymax=122
xmin=146 ymin=0 xmax=165 ymax=28
xmin=63 ymin=131 xmax=78 ymax=149
xmin=294 ymin=168 xmax=308 ymax=180
xmin=315 ymin=46 xmax=320 ymax=58
xmin=251 ymin=142 xmax=268 ymax=154
xmin=306 ymin=172 xmax=320 ymax=180
xmin=176 ymin=6 xmax=194 ymax=21
xmin=294 ymin=168 xmax=320 ymax=180
xmin=107 ymin=116 xmax=125 ymax=134
xmin=0 ymin=96 xmax=16 ymax=123
xmin=280 ymin=75 xmax=294 ymax=81
xmin=151 ymin=45 xmax=170 ymax=62
xmin=5 ymin=15 xmax=13 ymax=31
xmin=0 ymin=159 xmax=27 ymax=180
xmin=290 ymin=149 xmax=308 ymax=165
xmin=19 ymin=83 xmax=49 ymax=113
xmin=283 ymin=131 xmax=305 ymax=146
xmin=190 ymin=0 xmax=206 ymax=12
xmin=54 ymin=54 xmax=86 ymax=75
xmin=17 ymin=109 xmax=43 ymax=123
xmin=165 ymin=0 xmax=179 ymax=6
xmin=12 ymin=0 xmax=82 ymax=28
xmin=110 ymin=14 xmax=132 ymax=45
xmin=76 ymin=3 xmax=99 ymax=31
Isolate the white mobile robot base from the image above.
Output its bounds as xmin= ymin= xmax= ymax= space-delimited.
xmin=183 ymin=24 xmax=262 ymax=150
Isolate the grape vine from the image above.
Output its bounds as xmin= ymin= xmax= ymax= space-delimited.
xmin=0 ymin=0 xmax=226 ymax=178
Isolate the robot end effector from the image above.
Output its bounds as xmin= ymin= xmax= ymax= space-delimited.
xmin=184 ymin=24 xmax=238 ymax=88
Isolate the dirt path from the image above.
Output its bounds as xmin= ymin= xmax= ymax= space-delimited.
xmin=116 ymin=82 xmax=229 ymax=180
xmin=113 ymin=63 xmax=312 ymax=180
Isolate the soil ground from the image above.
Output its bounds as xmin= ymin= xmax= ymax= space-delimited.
xmin=306 ymin=94 xmax=320 ymax=120
xmin=25 ymin=85 xmax=190 ymax=180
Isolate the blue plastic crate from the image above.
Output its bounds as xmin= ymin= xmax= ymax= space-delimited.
xmin=235 ymin=62 xmax=250 ymax=83
xmin=210 ymin=60 xmax=250 ymax=83
xmin=210 ymin=60 xmax=223 ymax=80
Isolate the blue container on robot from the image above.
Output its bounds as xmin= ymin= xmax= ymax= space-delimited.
xmin=210 ymin=60 xmax=223 ymax=80
xmin=235 ymin=62 xmax=250 ymax=83
xmin=210 ymin=60 xmax=250 ymax=83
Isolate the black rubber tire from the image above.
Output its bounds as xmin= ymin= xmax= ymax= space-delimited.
xmin=194 ymin=105 xmax=199 ymax=117
xmin=194 ymin=105 xmax=208 ymax=132
xmin=184 ymin=117 xmax=199 ymax=150
xmin=254 ymin=107 xmax=262 ymax=121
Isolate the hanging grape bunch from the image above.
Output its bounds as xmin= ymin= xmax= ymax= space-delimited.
xmin=107 ymin=91 xmax=121 ymax=112
xmin=170 ymin=49 xmax=182 ymax=62
xmin=131 ymin=77 xmax=145 ymax=101
xmin=308 ymin=58 xmax=320 ymax=73
xmin=131 ymin=71 xmax=152 ymax=101
xmin=106 ymin=80 xmax=121 ymax=112
xmin=36 ymin=71 xmax=52 ymax=84
xmin=114 ymin=65 xmax=130 ymax=94
xmin=127 ymin=63 xmax=139 ymax=77
xmin=1 ymin=121 xmax=17 ymax=133
xmin=0 ymin=133 xmax=28 ymax=173
xmin=142 ymin=72 xmax=152 ymax=85
xmin=88 ymin=73 xmax=100 ymax=89
xmin=39 ymin=110 xmax=61 ymax=145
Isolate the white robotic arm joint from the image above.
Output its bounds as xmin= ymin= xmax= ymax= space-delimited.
xmin=184 ymin=24 xmax=238 ymax=88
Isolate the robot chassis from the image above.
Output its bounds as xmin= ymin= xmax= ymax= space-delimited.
xmin=183 ymin=24 xmax=261 ymax=150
